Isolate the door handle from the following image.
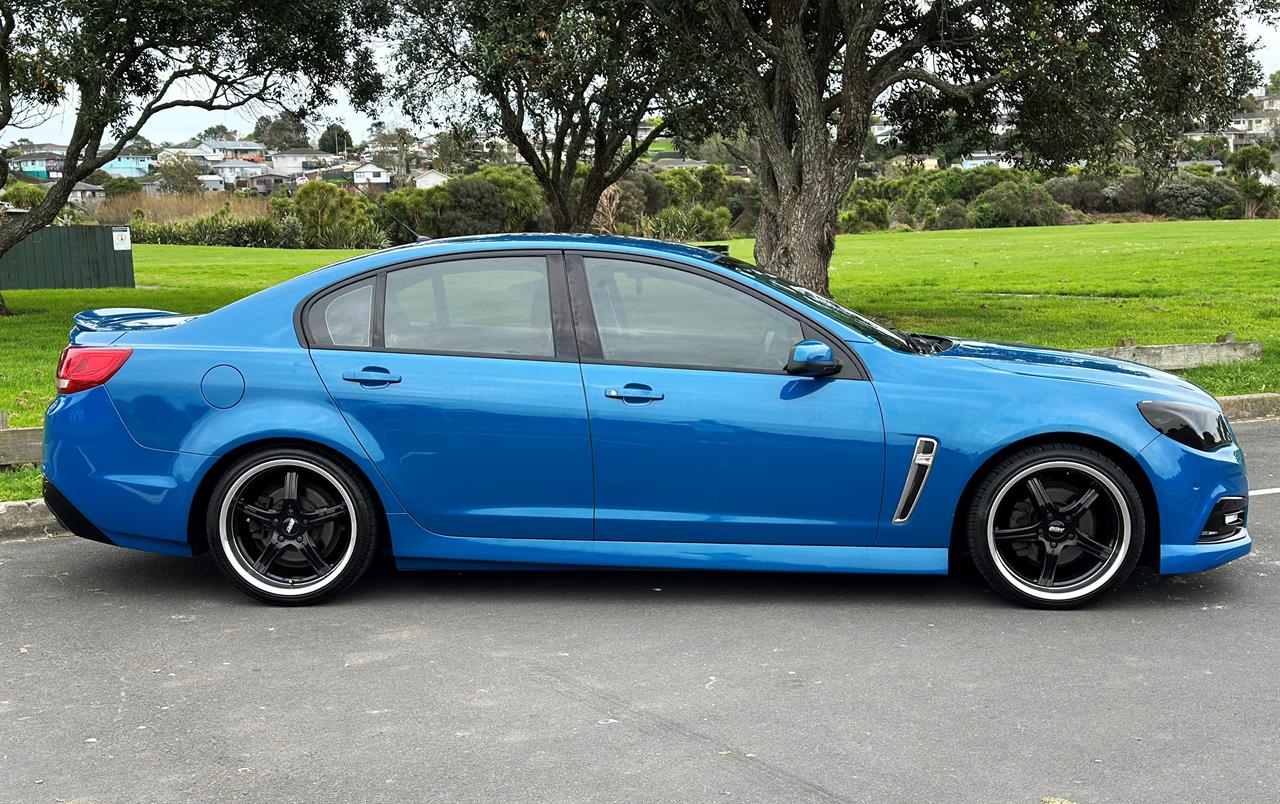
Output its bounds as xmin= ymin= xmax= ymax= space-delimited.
xmin=605 ymin=385 xmax=664 ymax=402
xmin=342 ymin=368 xmax=402 ymax=386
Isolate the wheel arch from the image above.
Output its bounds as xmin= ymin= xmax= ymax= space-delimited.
xmin=185 ymin=437 xmax=389 ymax=555
xmin=948 ymin=432 xmax=1161 ymax=569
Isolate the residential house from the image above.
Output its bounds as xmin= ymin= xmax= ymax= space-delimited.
xmin=870 ymin=123 xmax=896 ymax=144
xmin=1228 ymin=112 xmax=1277 ymax=137
xmin=15 ymin=142 xmax=67 ymax=155
xmin=652 ymin=157 xmax=709 ymax=171
xmin=12 ymin=152 xmax=64 ymax=180
xmin=1261 ymin=93 xmax=1280 ymax=112
xmin=43 ymin=181 xmax=105 ymax=206
xmin=352 ymin=162 xmax=391 ymax=187
xmin=212 ymin=159 xmax=267 ymax=182
xmin=960 ymin=152 xmax=1013 ymax=169
xmin=201 ymin=139 xmax=267 ymax=161
xmin=270 ymin=148 xmax=339 ymax=175
xmin=243 ymin=171 xmax=295 ymax=195
xmin=197 ymin=175 xmax=226 ymax=192
xmin=411 ymin=169 xmax=450 ymax=189
xmin=136 ymin=174 xmax=163 ymax=195
xmin=890 ymin=154 xmax=941 ymax=171
xmin=158 ymin=144 xmax=220 ymax=163
xmin=102 ymin=153 xmax=154 ymax=178
xmin=1183 ymin=126 xmax=1254 ymax=153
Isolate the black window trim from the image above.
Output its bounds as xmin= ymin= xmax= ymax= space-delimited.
xmin=294 ymin=249 xmax=577 ymax=364
xmin=563 ymin=250 xmax=868 ymax=381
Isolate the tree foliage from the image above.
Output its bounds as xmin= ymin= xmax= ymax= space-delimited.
xmin=0 ymin=0 xmax=389 ymax=312
xmin=318 ymin=123 xmax=353 ymax=155
xmin=252 ymin=111 xmax=311 ymax=151
xmin=102 ymin=176 xmax=142 ymax=197
xmin=156 ymin=155 xmax=206 ymax=194
xmin=391 ymin=0 xmax=731 ymax=232
xmin=657 ymin=0 xmax=1276 ymax=294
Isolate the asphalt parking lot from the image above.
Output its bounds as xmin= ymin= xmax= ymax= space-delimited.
xmin=3 ymin=419 xmax=1279 ymax=803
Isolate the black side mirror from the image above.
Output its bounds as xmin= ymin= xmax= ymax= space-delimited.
xmin=785 ymin=340 xmax=841 ymax=377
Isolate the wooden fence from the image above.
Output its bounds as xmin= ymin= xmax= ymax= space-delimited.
xmin=0 ymin=225 xmax=135 ymax=290
xmin=0 ymin=412 xmax=42 ymax=468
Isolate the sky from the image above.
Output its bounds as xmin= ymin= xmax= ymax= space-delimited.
xmin=11 ymin=19 xmax=1280 ymax=147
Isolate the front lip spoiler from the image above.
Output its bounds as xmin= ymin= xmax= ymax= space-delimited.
xmin=42 ymin=478 xmax=114 ymax=546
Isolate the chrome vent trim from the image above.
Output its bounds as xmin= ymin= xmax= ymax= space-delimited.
xmin=892 ymin=437 xmax=938 ymax=524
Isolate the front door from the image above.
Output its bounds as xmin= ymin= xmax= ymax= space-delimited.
xmin=308 ymin=253 xmax=594 ymax=540
xmin=569 ymin=254 xmax=885 ymax=546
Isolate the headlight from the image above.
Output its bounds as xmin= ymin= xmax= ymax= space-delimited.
xmin=1138 ymin=400 xmax=1233 ymax=452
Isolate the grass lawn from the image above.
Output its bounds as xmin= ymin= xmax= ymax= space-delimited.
xmin=1 ymin=219 xmax=1277 ymax=501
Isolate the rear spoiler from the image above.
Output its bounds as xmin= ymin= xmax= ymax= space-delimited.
xmin=72 ymin=308 xmax=198 ymax=334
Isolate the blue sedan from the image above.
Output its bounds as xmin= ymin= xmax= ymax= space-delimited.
xmin=42 ymin=235 xmax=1250 ymax=607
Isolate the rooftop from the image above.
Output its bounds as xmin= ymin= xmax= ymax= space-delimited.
xmin=202 ymin=139 xmax=266 ymax=150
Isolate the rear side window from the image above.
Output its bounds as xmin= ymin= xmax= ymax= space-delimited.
xmin=383 ymin=257 xmax=554 ymax=357
xmin=307 ymin=279 xmax=373 ymax=347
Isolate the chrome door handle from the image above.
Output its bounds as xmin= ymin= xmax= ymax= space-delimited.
xmin=605 ymin=386 xmax=664 ymax=402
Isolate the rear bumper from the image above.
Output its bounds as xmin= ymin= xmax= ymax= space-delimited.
xmin=42 ymin=477 xmax=114 ymax=546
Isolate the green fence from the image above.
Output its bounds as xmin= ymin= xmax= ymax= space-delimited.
xmin=0 ymin=225 xmax=135 ymax=290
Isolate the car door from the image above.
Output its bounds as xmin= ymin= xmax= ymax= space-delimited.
xmin=307 ymin=252 xmax=594 ymax=540
xmin=568 ymin=253 xmax=885 ymax=546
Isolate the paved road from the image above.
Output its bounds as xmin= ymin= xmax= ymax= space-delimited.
xmin=3 ymin=420 xmax=1280 ymax=803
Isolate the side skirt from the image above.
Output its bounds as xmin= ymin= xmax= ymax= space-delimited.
xmin=387 ymin=514 xmax=949 ymax=575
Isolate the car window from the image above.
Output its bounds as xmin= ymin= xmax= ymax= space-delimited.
xmin=384 ymin=256 xmax=554 ymax=357
xmin=583 ymin=257 xmax=802 ymax=371
xmin=307 ymin=278 xmax=373 ymax=348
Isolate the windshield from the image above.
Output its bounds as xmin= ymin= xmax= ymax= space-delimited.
xmin=713 ymin=255 xmax=914 ymax=352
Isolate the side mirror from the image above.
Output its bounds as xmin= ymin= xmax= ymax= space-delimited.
xmin=785 ymin=339 xmax=841 ymax=377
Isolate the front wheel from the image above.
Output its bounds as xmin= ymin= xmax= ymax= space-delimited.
xmin=966 ymin=443 xmax=1146 ymax=609
xmin=206 ymin=447 xmax=380 ymax=605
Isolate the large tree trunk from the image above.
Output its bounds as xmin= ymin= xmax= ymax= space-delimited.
xmin=753 ymin=185 xmax=838 ymax=296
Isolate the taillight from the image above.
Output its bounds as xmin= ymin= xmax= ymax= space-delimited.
xmin=56 ymin=347 xmax=133 ymax=394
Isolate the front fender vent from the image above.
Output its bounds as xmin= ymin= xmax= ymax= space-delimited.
xmin=893 ymin=437 xmax=938 ymax=524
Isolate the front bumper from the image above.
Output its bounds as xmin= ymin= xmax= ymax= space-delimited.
xmin=1138 ymin=432 xmax=1251 ymax=575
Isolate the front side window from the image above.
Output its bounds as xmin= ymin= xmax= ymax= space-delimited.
xmin=384 ymin=256 xmax=554 ymax=357
xmin=307 ymin=278 xmax=373 ymax=348
xmin=583 ymin=257 xmax=802 ymax=372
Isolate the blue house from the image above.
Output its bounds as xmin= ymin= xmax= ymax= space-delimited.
xmin=102 ymin=153 xmax=154 ymax=178
xmin=12 ymin=152 xmax=63 ymax=180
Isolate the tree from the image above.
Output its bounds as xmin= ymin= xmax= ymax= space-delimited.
xmin=196 ymin=124 xmax=238 ymax=142
xmin=369 ymin=124 xmax=418 ymax=176
xmin=1230 ymin=144 xmax=1276 ymax=218
xmin=292 ymin=180 xmax=382 ymax=248
xmin=1269 ymin=69 xmax=1280 ymax=95
xmin=392 ymin=0 xmax=728 ymax=232
xmin=659 ymin=0 xmax=1272 ymax=294
xmin=431 ymin=124 xmax=481 ymax=173
xmin=156 ymin=155 xmax=207 ymax=194
xmin=0 ymin=0 xmax=387 ymax=314
xmin=319 ymin=123 xmax=352 ymax=155
xmin=86 ymin=169 xmax=112 ymax=186
xmin=102 ymin=176 xmax=142 ymax=197
xmin=252 ymin=111 xmax=311 ymax=150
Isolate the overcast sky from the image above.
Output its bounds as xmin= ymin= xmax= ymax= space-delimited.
xmin=12 ymin=18 xmax=1280 ymax=147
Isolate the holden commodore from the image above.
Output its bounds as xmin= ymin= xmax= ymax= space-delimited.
xmin=42 ymin=234 xmax=1250 ymax=607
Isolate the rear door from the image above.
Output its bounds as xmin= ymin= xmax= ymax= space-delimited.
xmin=568 ymin=253 xmax=885 ymax=546
xmin=307 ymin=252 xmax=594 ymax=540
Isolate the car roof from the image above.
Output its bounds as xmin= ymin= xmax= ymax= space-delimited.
xmin=375 ymin=233 xmax=726 ymax=264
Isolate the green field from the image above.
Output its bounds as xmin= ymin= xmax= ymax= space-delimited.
xmin=1 ymin=219 xmax=1277 ymax=501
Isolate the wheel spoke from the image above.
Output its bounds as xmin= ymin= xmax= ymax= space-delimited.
xmin=1025 ymin=476 xmax=1055 ymax=512
xmin=296 ymin=535 xmax=332 ymax=575
xmin=282 ymin=470 xmax=299 ymax=503
xmin=993 ymin=522 xmax=1040 ymax=541
xmin=1063 ymin=487 xmax=1100 ymax=518
xmin=305 ymin=503 xmax=348 ymax=527
xmin=235 ymin=500 xmax=278 ymax=526
xmin=1037 ymin=550 xmax=1060 ymax=587
xmin=253 ymin=539 xmax=289 ymax=574
xmin=1074 ymin=532 xmax=1114 ymax=561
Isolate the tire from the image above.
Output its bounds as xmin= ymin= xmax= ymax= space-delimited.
xmin=965 ymin=442 xmax=1146 ymax=609
xmin=205 ymin=446 xmax=380 ymax=605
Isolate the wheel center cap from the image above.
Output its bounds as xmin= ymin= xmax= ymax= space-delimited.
xmin=282 ymin=517 xmax=302 ymax=536
xmin=1048 ymin=521 xmax=1067 ymax=537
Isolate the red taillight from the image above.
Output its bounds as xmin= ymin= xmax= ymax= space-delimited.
xmin=56 ymin=347 xmax=133 ymax=394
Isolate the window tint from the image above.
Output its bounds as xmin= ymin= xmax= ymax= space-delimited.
xmin=583 ymin=257 xmax=802 ymax=371
xmin=384 ymin=257 xmax=554 ymax=357
xmin=307 ymin=279 xmax=373 ymax=347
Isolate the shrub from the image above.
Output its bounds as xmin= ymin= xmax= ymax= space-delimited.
xmin=925 ymin=200 xmax=970 ymax=230
xmin=102 ymin=177 xmax=142 ymax=197
xmin=837 ymin=199 xmax=891 ymax=233
xmin=1100 ymin=176 xmax=1145 ymax=212
xmin=1152 ymin=174 xmax=1241 ymax=219
xmin=1 ymin=180 xmax=47 ymax=209
xmin=293 ymin=181 xmax=384 ymax=248
xmin=967 ymin=181 xmax=1062 ymax=228
xmin=1044 ymin=176 xmax=1107 ymax=212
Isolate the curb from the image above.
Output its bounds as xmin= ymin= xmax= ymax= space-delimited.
xmin=1218 ymin=393 xmax=1280 ymax=422
xmin=0 ymin=499 xmax=65 ymax=543
xmin=3 ymin=393 xmax=1277 ymax=544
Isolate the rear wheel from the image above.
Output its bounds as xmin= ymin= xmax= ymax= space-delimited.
xmin=206 ymin=447 xmax=379 ymax=605
xmin=966 ymin=443 xmax=1146 ymax=608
